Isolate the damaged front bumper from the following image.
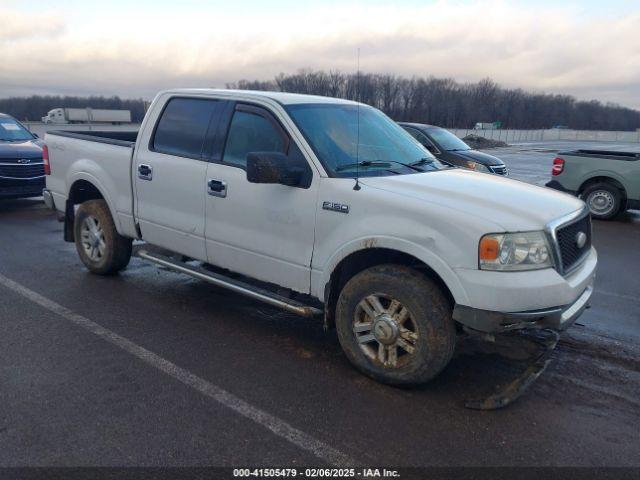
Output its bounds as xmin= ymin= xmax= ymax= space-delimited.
xmin=452 ymin=282 xmax=594 ymax=333
xmin=455 ymin=284 xmax=593 ymax=409
xmin=464 ymin=328 xmax=560 ymax=410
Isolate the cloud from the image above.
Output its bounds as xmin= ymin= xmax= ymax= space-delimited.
xmin=0 ymin=7 xmax=64 ymax=40
xmin=0 ymin=1 xmax=639 ymax=109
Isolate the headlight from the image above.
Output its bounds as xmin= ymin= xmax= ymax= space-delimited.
xmin=465 ymin=161 xmax=490 ymax=173
xmin=479 ymin=231 xmax=554 ymax=271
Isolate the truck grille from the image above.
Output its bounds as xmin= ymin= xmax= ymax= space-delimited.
xmin=0 ymin=161 xmax=45 ymax=179
xmin=555 ymin=213 xmax=592 ymax=273
xmin=489 ymin=165 xmax=508 ymax=175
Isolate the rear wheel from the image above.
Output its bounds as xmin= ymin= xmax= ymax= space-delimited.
xmin=74 ymin=199 xmax=132 ymax=275
xmin=335 ymin=264 xmax=456 ymax=386
xmin=582 ymin=182 xmax=623 ymax=220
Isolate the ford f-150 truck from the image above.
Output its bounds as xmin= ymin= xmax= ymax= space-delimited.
xmin=546 ymin=149 xmax=640 ymax=220
xmin=43 ymin=89 xmax=596 ymax=387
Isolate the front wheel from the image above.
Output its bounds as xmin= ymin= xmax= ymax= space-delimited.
xmin=335 ymin=264 xmax=456 ymax=386
xmin=74 ymin=199 xmax=132 ymax=275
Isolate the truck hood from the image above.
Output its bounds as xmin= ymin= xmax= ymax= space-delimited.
xmin=0 ymin=139 xmax=43 ymax=159
xmin=360 ymin=169 xmax=584 ymax=231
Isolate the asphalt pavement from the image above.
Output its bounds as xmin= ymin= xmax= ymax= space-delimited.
xmin=1 ymin=146 xmax=639 ymax=468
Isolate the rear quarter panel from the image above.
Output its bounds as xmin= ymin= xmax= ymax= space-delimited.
xmin=44 ymin=133 xmax=137 ymax=237
xmin=557 ymin=154 xmax=640 ymax=200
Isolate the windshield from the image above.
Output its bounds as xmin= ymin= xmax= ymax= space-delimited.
xmin=427 ymin=128 xmax=471 ymax=151
xmin=0 ymin=117 xmax=35 ymax=141
xmin=285 ymin=103 xmax=445 ymax=177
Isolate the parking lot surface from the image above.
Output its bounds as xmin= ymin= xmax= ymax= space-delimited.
xmin=1 ymin=144 xmax=639 ymax=468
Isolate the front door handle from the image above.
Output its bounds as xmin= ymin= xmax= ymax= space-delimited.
xmin=207 ymin=179 xmax=227 ymax=198
xmin=138 ymin=164 xmax=153 ymax=181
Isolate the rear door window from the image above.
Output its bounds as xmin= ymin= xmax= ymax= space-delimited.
xmin=152 ymin=98 xmax=224 ymax=159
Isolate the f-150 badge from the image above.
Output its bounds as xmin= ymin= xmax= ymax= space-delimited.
xmin=323 ymin=201 xmax=349 ymax=214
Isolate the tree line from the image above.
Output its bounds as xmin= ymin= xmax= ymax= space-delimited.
xmin=1 ymin=72 xmax=639 ymax=130
xmin=0 ymin=96 xmax=148 ymax=123
xmin=228 ymin=71 xmax=640 ymax=131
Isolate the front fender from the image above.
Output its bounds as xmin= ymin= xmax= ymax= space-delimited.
xmin=312 ymin=235 xmax=470 ymax=305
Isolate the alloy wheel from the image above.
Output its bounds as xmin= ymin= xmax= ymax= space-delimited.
xmin=353 ymin=294 xmax=419 ymax=368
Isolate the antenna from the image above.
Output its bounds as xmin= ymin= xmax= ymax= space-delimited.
xmin=354 ymin=47 xmax=361 ymax=191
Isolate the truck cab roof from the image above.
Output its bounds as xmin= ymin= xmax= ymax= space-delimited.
xmin=160 ymin=88 xmax=359 ymax=106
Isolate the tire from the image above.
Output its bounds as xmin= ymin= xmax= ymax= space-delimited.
xmin=335 ymin=264 xmax=456 ymax=386
xmin=582 ymin=182 xmax=623 ymax=220
xmin=74 ymin=199 xmax=132 ymax=275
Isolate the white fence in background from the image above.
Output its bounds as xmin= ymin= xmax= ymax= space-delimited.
xmin=450 ymin=128 xmax=640 ymax=143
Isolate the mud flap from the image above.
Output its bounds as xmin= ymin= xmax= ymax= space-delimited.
xmin=465 ymin=329 xmax=560 ymax=410
xmin=63 ymin=199 xmax=75 ymax=242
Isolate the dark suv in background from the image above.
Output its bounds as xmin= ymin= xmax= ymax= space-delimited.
xmin=399 ymin=122 xmax=507 ymax=175
xmin=0 ymin=113 xmax=45 ymax=199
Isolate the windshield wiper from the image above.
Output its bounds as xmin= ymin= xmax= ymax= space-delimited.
xmin=335 ymin=160 xmax=393 ymax=171
xmin=336 ymin=159 xmax=433 ymax=173
xmin=408 ymin=157 xmax=434 ymax=167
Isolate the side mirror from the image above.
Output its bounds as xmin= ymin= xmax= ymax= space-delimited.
xmin=246 ymin=152 xmax=304 ymax=187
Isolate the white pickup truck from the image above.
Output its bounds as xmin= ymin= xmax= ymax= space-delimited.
xmin=42 ymin=89 xmax=596 ymax=386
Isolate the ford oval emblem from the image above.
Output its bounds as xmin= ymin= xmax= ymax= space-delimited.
xmin=575 ymin=231 xmax=587 ymax=249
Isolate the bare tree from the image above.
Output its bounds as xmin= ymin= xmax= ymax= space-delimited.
xmin=229 ymin=70 xmax=640 ymax=131
xmin=3 ymin=73 xmax=638 ymax=130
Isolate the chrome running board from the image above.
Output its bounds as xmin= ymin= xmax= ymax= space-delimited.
xmin=137 ymin=250 xmax=322 ymax=318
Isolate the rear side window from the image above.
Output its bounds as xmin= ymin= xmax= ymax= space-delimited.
xmin=152 ymin=98 xmax=221 ymax=159
xmin=223 ymin=111 xmax=286 ymax=167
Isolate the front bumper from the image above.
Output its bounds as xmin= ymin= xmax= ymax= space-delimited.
xmin=453 ymin=281 xmax=594 ymax=333
xmin=0 ymin=177 xmax=45 ymax=199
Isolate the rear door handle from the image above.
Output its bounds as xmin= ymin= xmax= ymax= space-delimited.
xmin=207 ymin=179 xmax=227 ymax=198
xmin=138 ymin=164 xmax=153 ymax=181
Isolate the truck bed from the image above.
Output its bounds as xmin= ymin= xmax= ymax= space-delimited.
xmin=560 ymin=149 xmax=640 ymax=161
xmin=46 ymin=130 xmax=138 ymax=146
xmin=45 ymin=130 xmax=139 ymax=239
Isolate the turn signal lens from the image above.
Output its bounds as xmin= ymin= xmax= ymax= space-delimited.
xmin=479 ymin=236 xmax=500 ymax=260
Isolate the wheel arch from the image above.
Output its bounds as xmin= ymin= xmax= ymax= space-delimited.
xmin=578 ymin=175 xmax=627 ymax=198
xmin=64 ymin=175 xmax=116 ymax=242
xmin=319 ymin=239 xmax=468 ymax=330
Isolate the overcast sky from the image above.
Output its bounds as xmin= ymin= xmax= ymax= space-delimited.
xmin=1 ymin=0 xmax=639 ymax=109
